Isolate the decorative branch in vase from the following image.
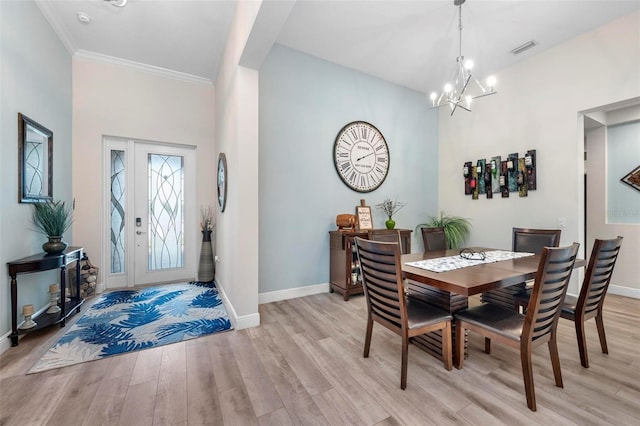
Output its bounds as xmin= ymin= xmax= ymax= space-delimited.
xmin=198 ymin=205 xmax=216 ymax=282
xmin=200 ymin=205 xmax=215 ymax=233
xmin=376 ymin=197 xmax=406 ymax=229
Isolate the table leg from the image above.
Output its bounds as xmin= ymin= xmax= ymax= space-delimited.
xmin=75 ymin=254 xmax=82 ymax=313
xmin=10 ymin=275 xmax=18 ymax=346
xmin=60 ymin=265 xmax=67 ymax=327
xmin=407 ymin=280 xmax=469 ymax=365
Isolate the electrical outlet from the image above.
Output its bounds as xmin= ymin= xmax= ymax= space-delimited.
xmin=214 ymin=255 xmax=220 ymax=263
xmin=557 ymin=217 xmax=567 ymax=228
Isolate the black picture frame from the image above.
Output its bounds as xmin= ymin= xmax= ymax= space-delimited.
xmin=18 ymin=113 xmax=53 ymax=203
xmin=620 ymin=165 xmax=640 ymax=192
xmin=217 ymin=152 xmax=228 ymax=212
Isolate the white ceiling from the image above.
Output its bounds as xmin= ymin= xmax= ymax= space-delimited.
xmin=37 ymin=0 xmax=640 ymax=92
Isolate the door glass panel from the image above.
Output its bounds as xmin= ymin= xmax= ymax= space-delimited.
xmin=110 ymin=150 xmax=126 ymax=273
xmin=148 ymin=153 xmax=184 ymax=270
xmin=24 ymin=131 xmax=46 ymax=197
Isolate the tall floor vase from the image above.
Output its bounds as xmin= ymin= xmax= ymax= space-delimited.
xmin=198 ymin=230 xmax=215 ymax=282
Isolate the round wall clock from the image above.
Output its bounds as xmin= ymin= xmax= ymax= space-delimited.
xmin=217 ymin=153 xmax=227 ymax=212
xmin=333 ymin=121 xmax=389 ymax=192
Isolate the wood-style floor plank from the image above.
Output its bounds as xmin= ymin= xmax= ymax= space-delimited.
xmin=185 ymin=340 xmax=224 ymax=425
xmin=0 ymin=293 xmax=638 ymax=425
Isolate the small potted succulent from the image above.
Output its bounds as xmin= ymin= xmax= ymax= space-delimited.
xmin=32 ymin=199 xmax=74 ymax=254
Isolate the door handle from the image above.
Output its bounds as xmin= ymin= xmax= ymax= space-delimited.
xmin=136 ymin=230 xmax=146 ymax=235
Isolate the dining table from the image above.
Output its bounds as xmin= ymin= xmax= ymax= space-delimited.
xmin=401 ymin=247 xmax=586 ymax=363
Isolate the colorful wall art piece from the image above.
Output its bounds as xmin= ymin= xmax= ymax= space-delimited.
xmin=463 ymin=149 xmax=538 ymax=200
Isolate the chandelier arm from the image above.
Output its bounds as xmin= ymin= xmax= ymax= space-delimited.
xmin=458 ymin=3 xmax=463 ymax=58
xmin=471 ymin=75 xmax=487 ymax=94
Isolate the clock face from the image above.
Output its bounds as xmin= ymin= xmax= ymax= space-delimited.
xmin=217 ymin=153 xmax=227 ymax=212
xmin=333 ymin=121 xmax=389 ymax=192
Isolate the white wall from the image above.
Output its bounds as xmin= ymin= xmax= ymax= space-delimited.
xmin=214 ymin=0 xmax=262 ymax=328
xmin=0 ymin=0 xmax=72 ymax=347
xmin=72 ymin=58 xmax=216 ymax=291
xmin=438 ymin=11 xmax=640 ymax=295
xmin=259 ymin=44 xmax=438 ymax=295
xmin=585 ymin=105 xmax=640 ymax=296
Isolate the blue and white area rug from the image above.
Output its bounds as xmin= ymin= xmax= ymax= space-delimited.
xmin=28 ymin=281 xmax=232 ymax=374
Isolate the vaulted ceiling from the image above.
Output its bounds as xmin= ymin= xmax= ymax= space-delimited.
xmin=37 ymin=0 xmax=640 ymax=93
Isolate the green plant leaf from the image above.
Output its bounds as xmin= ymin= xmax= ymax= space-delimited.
xmin=415 ymin=210 xmax=471 ymax=249
xmin=32 ymin=200 xmax=74 ymax=237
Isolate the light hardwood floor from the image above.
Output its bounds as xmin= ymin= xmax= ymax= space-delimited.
xmin=1 ymin=292 xmax=639 ymax=425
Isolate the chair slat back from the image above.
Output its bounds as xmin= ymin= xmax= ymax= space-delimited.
xmin=421 ymin=227 xmax=448 ymax=251
xmin=578 ymin=237 xmax=623 ymax=316
xmin=524 ymin=243 xmax=579 ymax=342
xmin=368 ymin=229 xmax=404 ymax=254
xmin=355 ymin=237 xmax=405 ymax=330
xmin=513 ymin=227 xmax=561 ymax=254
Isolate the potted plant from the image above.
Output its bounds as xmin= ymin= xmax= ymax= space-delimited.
xmin=376 ymin=197 xmax=407 ymax=229
xmin=32 ymin=199 xmax=74 ymax=254
xmin=415 ymin=211 xmax=471 ymax=249
xmin=198 ymin=205 xmax=216 ymax=282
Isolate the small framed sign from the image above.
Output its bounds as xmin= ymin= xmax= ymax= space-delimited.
xmin=356 ymin=206 xmax=373 ymax=231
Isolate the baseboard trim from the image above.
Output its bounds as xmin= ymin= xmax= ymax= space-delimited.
xmin=0 ymin=330 xmax=12 ymax=355
xmin=609 ymin=284 xmax=640 ymax=299
xmin=0 ymin=304 xmax=50 ymax=355
xmin=259 ymin=283 xmax=330 ymax=304
xmin=216 ymin=281 xmax=260 ymax=330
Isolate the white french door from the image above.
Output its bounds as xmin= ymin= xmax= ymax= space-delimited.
xmin=104 ymin=138 xmax=196 ymax=289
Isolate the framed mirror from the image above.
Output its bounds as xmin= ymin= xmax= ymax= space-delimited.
xmin=18 ymin=113 xmax=53 ymax=203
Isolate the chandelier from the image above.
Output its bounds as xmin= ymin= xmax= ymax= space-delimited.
xmin=430 ymin=0 xmax=497 ymax=115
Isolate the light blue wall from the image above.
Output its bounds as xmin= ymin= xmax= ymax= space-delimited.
xmin=607 ymin=121 xmax=640 ymax=224
xmin=1 ymin=1 xmax=72 ymax=340
xmin=259 ymin=44 xmax=438 ymax=294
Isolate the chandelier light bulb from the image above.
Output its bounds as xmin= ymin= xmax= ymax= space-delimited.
xmin=444 ymin=83 xmax=452 ymax=93
xmin=487 ymin=75 xmax=497 ymax=90
xmin=464 ymin=59 xmax=474 ymax=70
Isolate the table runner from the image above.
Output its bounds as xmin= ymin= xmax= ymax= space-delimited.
xmin=405 ymin=250 xmax=534 ymax=273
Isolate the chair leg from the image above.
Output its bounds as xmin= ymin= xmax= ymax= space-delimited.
xmin=484 ymin=337 xmax=492 ymax=354
xmin=441 ymin=321 xmax=452 ymax=371
xmin=574 ymin=319 xmax=589 ymax=368
xmin=363 ymin=318 xmax=373 ymax=358
xmin=520 ymin=348 xmax=537 ymax=411
xmin=548 ymin=335 xmax=564 ymax=388
xmin=595 ymin=310 xmax=609 ymax=355
xmin=455 ymin=320 xmax=465 ymax=369
xmin=401 ymin=334 xmax=409 ymax=390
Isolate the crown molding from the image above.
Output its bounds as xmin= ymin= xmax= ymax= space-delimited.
xmin=36 ymin=0 xmax=212 ymax=86
xmin=75 ymin=50 xmax=214 ymax=86
xmin=35 ymin=0 xmax=77 ymax=55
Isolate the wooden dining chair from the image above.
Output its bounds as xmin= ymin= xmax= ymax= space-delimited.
xmin=420 ymin=227 xmax=448 ymax=251
xmin=354 ymin=237 xmax=453 ymax=390
xmin=558 ymin=236 xmax=623 ymax=368
xmin=368 ymin=229 xmax=404 ymax=253
xmin=455 ymin=243 xmax=580 ymax=411
xmin=482 ymin=227 xmax=561 ymax=310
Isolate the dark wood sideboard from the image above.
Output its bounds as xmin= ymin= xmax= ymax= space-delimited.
xmin=329 ymin=229 xmax=412 ymax=301
xmin=7 ymin=247 xmax=84 ymax=346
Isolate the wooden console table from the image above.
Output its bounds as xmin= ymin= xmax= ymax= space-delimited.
xmin=329 ymin=229 xmax=412 ymax=301
xmin=7 ymin=247 xmax=84 ymax=346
